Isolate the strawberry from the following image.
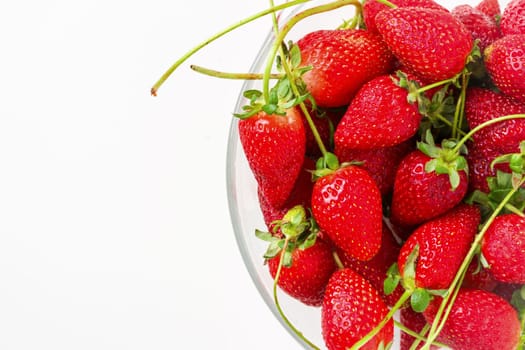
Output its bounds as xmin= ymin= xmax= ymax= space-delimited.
xmin=297 ymin=29 xmax=395 ymax=108
xmin=258 ymin=157 xmax=315 ymax=232
xmin=311 ymin=164 xmax=383 ymax=261
xmin=451 ymin=4 xmax=501 ymax=52
xmin=484 ymin=34 xmax=525 ymax=104
xmin=238 ymin=107 xmax=305 ymax=209
xmin=475 ymin=0 xmax=501 ymax=23
xmin=333 ymin=74 xmax=422 ymax=150
xmin=481 ymin=213 xmax=525 ymax=284
xmin=500 ymin=0 xmax=525 ymax=35
xmin=461 ymin=256 xmax=499 ymax=291
xmin=390 ymin=148 xmax=469 ymax=228
xmin=337 ymin=223 xmax=404 ymax=307
xmin=335 ymin=138 xmax=415 ymax=196
xmin=375 ymin=7 xmax=474 ymax=82
xmin=303 ymin=106 xmax=343 ymax=158
xmin=397 ymin=204 xmax=480 ymax=290
xmin=362 ymin=0 xmax=448 ymax=34
xmin=321 ymin=268 xmax=394 ymax=350
xmin=423 ymin=289 xmax=522 ymax=350
xmin=267 ymin=237 xmax=337 ymax=307
xmin=399 ymin=308 xmax=438 ymax=350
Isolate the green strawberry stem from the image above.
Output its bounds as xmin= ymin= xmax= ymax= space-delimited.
xmin=421 ymin=176 xmax=525 ymax=350
xmin=150 ymin=0 xmax=311 ymax=96
xmin=332 ymin=250 xmax=345 ymax=270
xmin=190 ymin=65 xmax=283 ymax=80
xmin=262 ymin=0 xmax=362 ymax=103
xmin=348 ymin=289 xmax=412 ymax=350
xmin=271 ymin=237 xmax=321 ymax=350
xmin=393 ymin=321 xmax=448 ymax=349
xmin=370 ymin=0 xmax=397 ymax=9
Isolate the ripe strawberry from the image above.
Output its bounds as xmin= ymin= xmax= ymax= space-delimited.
xmin=461 ymin=256 xmax=499 ymax=291
xmin=451 ymin=4 xmax=501 ymax=52
xmin=335 ymin=138 xmax=415 ymax=196
xmin=337 ymin=223 xmax=404 ymax=307
xmin=297 ymin=29 xmax=395 ymax=108
xmin=258 ymin=157 xmax=315 ymax=232
xmin=500 ymin=0 xmax=525 ymax=35
xmin=303 ymin=106 xmax=343 ymax=158
xmin=476 ymin=0 xmax=501 ymax=23
xmin=322 ymin=268 xmax=394 ymax=350
xmin=390 ymin=148 xmax=469 ymax=228
xmin=238 ymin=107 xmax=305 ymax=209
xmin=333 ymin=74 xmax=422 ymax=150
xmin=267 ymin=237 xmax=337 ymax=307
xmin=362 ymin=0 xmax=448 ymax=34
xmin=311 ymin=165 xmax=382 ymax=261
xmin=481 ymin=213 xmax=525 ymax=284
xmin=464 ymin=88 xmax=525 ymax=179
xmin=484 ymin=34 xmax=525 ymax=104
xmin=397 ymin=204 xmax=480 ymax=290
xmin=375 ymin=7 xmax=474 ymax=82
xmin=423 ymin=289 xmax=521 ymax=350
xmin=399 ymin=308 xmax=438 ymax=350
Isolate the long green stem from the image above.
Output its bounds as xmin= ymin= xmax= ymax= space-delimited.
xmin=421 ymin=176 xmax=525 ymax=349
xmin=272 ymin=238 xmax=321 ymax=350
xmin=150 ymin=0 xmax=312 ymax=96
xmin=262 ymin=0 xmax=362 ymax=102
xmin=394 ymin=321 xmax=448 ymax=349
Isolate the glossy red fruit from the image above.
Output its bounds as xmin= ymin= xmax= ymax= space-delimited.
xmin=484 ymin=34 xmax=525 ymax=104
xmin=397 ymin=204 xmax=480 ymax=290
xmin=333 ymin=75 xmax=422 ymax=150
xmin=297 ymin=29 xmax=395 ymax=108
xmin=337 ymin=224 xmax=404 ymax=307
xmin=268 ymin=237 xmax=337 ymax=307
xmin=375 ymin=7 xmax=474 ymax=82
xmin=500 ymin=0 xmax=525 ymax=35
xmin=239 ymin=108 xmax=305 ymax=209
xmin=476 ymin=0 xmax=501 ymax=22
xmin=322 ymin=268 xmax=394 ymax=350
xmin=362 ymin=0 xmax=448 ymax=34
xmin=311 ymin=165 xmax=382 ymax=261
xmin=423 ymin=289 xmax=521 ymax=350
xmin=451 ymin=4 xmax=501 ymax=52
xmin=400 ymin=308 xmax=438 ymax=350
xmin=335 ymin=138 xmax=415 ymax=196
xmin=481 ymin=213 xmax=525 ymax=284
xmin=390 ymin=150 xmax=469 ymax=228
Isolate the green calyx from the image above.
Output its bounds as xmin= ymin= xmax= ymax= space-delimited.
xmin=417 ymin=130 xmax=468 ymax=190
xmin=255 ymin=205 xmax=318 ymax=267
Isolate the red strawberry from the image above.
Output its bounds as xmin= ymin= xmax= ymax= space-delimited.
xmin=362 ymin=0 xmax=448 ymax=34
xmin=267 ymin=237 xmax=337 ymax=306
xmin=481 ymin=213 xmax=525 ymax=284
xmin=337 ymin=223 xmax=404 ymax=307
xmin=476 ymin=0 xmax=501 ymax=23
xmin=500 ymin=0 xmax=525 ymax=35
xmin=484 ymin=34 xmax=525 ymax=104
xmin=311 ymin=165 xmax=382 ymax=261
xmin=335 ymin=138 xmax=415 ymax=196
xmin=390 ymin=149 xmax=469 ymax=228
xmin=399 ymin=308 xmax=438 ymax=350
xmin=258 ymin=157 xmax=315 ymax=232
xmin=461 ymin=256 xmax=499 ymax=291
xmin=321 ymin=268 xmax=394 ymax=350
xmin=333 ymin=74 xmax=422 ymax=150
xmin=397 ymin=204 xmax=480 ymax=290
xmin=423 ymin=289 xmax=521 ymax=350
xmin=303 ymin=106 xmax=343 ymax=158
xmin=238 ymin=107 xmax=305 ymax=209
xmin=297 ymin=29 xmax=395 ymax=108
xmin=375 ymin=7 xmax=474 ymax=82
xmin=451 ymin=4 xmax=501 ymax=52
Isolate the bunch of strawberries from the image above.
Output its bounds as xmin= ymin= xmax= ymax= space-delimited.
xmin=152 ymin=0 xmax=525 ymax=348
xmin=237 ymin=0 xmax=525 ymax=349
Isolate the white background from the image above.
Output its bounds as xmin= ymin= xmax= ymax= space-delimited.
xmin=0 ymin=1 xmax=298 ymax=349
xmin=0 ymin=0 xmax=499 ymax=349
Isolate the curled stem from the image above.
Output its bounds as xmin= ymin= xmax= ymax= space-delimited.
xmin=190 ymin=65 xmax=283 ymax=80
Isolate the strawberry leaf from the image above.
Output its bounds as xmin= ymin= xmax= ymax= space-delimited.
xmin=411 ymin=288 xmax=431 ymax=312
xmin=384 ymin=263 xmax=401 ymax=296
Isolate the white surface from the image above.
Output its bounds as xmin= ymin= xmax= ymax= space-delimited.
xmin=0 ymin=1 xmax=297 ymax=349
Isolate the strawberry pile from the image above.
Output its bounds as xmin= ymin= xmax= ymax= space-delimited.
xmin=152 ymin=0 xmax=525 ymax=348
